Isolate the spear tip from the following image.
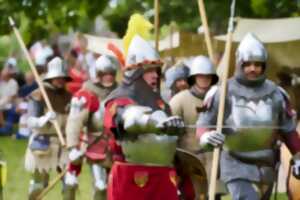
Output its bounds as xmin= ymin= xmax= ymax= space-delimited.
xmin=8 ymin=17 xmax=15 ymax=27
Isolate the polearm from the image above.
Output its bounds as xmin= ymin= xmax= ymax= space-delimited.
xmin=36 ymin=135 xmax=104 ymax=200
xmin=36 ymin=168 xmax=67 ymax=200
xmin=154 ymin=0 xmax=160 ymax=51
xmin=8 ymin=17 xmax=66 ymax=146
xmin=208 ymin=0 xmax=236 ymax=199
xmin=197 ymin=0 xmax=214 ymax=62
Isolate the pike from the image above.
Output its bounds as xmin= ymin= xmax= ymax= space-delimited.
xmin=36 ymin=134 xmax=104 ymax=200
xmin=185 ymin=125 xmax=283 ymax=129
xmin=208 ymin=0 xmax=236 ymax=199
xmin=154 ymin=0 xmax=160 ymax=51
xmin=197 ymin=0 xmax=214 ymax=61
xmin=8 ymin=17 xmax=66 ymax=146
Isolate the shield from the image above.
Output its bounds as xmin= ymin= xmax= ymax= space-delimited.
xmin=175 ymin=148 xmax=208 ymax=200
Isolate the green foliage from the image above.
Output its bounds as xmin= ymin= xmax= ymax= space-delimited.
xmin=104 ymin=0 xmax=300 ymax=36
xmin=0 ymin=0 xmax=109 ymax=43
xmin=251 ymin=0 xmax=299 ymax=17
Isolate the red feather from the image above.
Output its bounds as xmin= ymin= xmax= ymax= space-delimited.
xmin=107 ymin=42 xmax=125 ymax=69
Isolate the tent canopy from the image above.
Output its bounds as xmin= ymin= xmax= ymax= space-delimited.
xmin=215 ymin=17 xmax=300 ymax=43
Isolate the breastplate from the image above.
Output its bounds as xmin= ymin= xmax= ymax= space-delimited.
xmin=224 ymin=96 xmax=277 ymax=152
xmin=121 ymin=133 xmax=177 ymax=166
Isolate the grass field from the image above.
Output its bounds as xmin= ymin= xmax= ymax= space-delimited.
xmin=0 ymin=136 xmax=289 ymax=200
xmin=0 ymin=136 xmax=94 ymax=200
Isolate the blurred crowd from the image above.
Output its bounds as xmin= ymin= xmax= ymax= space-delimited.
xmin=0 ymin=34 xmax=98 ymax=139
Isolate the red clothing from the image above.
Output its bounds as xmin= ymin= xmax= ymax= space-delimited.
xmin=108 ymin=162 xmax=179 ymax=200
xmin=85 ymin=134 xmax=109 ymax=161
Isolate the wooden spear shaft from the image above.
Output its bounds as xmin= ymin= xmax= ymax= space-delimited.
xmin=208 ymin=0 xmax=235 ymax=199
xmin=197 ymin=0 xmax=214 ymax=61
xmin=8 ymin=17 xmax=66 ymax=146
xmin=208 ymin=32 xmax=233 ymax=200
xmin=154 ymin=0 xmax=160 ymax=51
xmin=36 ymin=168 xmax=67 ymax=200
xmin=36 ymin=134 xmax=104 ymax=199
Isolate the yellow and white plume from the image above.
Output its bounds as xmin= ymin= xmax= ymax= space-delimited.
xmin=123 ymin=13 xmax=153 ymax=56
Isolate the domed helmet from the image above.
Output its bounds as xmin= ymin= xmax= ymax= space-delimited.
xmin=95 ymin=54 xmax=120 ymax=75
xmin=165 ymin=61 xmax=189 ymax=89
xmin=125 ymin=35 xmax=162 ymax=70
xmin=188 ymin=56 xmax=218 ymax=86
xmin=236 ymin=33 xmax=267 ymax=65
xmin=44 ymin=57 xmax=71 ymax=82
xmin=235 ymin=33 xmax=268 ymax=85
xmin=122 ymin=35 xmax=163 ymax=84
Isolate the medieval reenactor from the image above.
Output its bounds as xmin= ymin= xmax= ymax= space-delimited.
xmin=169 ymin=55 xmax=220 ymax=198
xmin=170 ymin=55 xmax=218 ymax=152
xmin=103 ymin=34 xmax=185 ymax=200
xmin=64 ymin=54 xmax=119 ymax=200
xmin=197 ymin=33 xmax=300 ymax=199
xmin=163 ymin=61 xmax=189 ymax=101
xmin=25 ymin=57 xmax=72 ymax=199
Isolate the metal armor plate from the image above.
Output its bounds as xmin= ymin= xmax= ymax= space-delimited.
xmin=121 ymin=134 xmax=177 ymax=166
xmin=224 ymin=96 xmax=277 ymax=152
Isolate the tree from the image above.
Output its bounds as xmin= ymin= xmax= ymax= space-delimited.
xmin=0 ymin=0 xmax=109 ymax=43
xmin=103 ymin=0 xmax=300 ymax=37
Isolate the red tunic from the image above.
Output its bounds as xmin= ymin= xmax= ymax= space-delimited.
xmin=108 ymin=162 xmax=179 ymax=200
xmin=104 ymin=98 xmax=180 ymax=200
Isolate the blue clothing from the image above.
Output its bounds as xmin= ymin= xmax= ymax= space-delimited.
xmin=18 ymin=82 xmax=38 ymax=98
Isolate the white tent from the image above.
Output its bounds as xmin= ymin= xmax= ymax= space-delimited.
xmin=215 ymin=17 xmax=300 ymax=43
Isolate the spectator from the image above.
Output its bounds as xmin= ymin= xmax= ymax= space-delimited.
xmin=18 ymin=71 xmax=38 ymax=98
xmin=15 ymin=102 xmax=31 ymax=139
xmin=0 ymin=65 xmax=19 ymax=136
xmin=15 ymin=71 xmax=38 ymax=139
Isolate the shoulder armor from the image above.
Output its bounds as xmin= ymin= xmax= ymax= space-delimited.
xmin=74 ymin=89 xmax=99 ymax=112
xmin=277 ymin=86 xmax=295 ymax=117
xmin=277 ymin=86 xmax=290 ymax=101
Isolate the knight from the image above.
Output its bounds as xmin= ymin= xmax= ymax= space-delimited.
xmin=25 ymin=57 xmax=72 ymax=200
xmin=197 ymin=33 xmax=300 ymax=199
xmin=65 ymin=54 xmax=119 ymax=200
xmin=103 ymin=32 xmax=185 ymax=200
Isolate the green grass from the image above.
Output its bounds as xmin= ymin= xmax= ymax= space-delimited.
xmin=0 ymin=136 xmax=290 ymax=200
xmin=0 ymin=136 xmax=93 ymax=200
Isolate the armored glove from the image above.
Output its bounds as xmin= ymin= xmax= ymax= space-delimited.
xmin=156 ymin=115 xmax=185 ymax=135
xmin=291 ymin=153 xmax=300 ymax=179
xmin=199 ymin=130 xmax=225 ymax=147
xmin=27 ymin=111 xmax=57 ymax=128
xmin=69 ymin=148 xmax=84 ymax=164
xmin=122 ymin=105 xmax=184 ymax=135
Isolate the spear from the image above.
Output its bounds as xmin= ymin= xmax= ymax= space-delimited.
xmin=8 ymin=17 xmax=66 ymax=146
xmin=36 ymin=134 xmax=104 ymax=200
xmin=197 ymin=0 xmax=214 ymax=61
xmin=154 ymin=0 xmax=160 ymax=51
xmin=208 ymin=0 xmax=236 ymax=199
